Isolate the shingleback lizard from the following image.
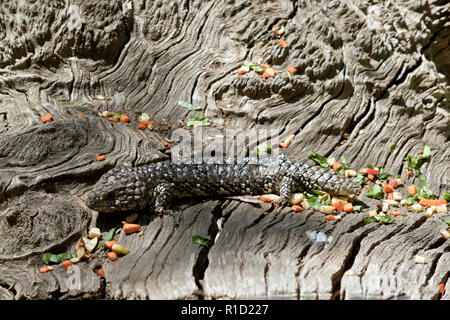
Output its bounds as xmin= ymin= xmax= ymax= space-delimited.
xmin=86 ymin=154 xmax=362 ymax=213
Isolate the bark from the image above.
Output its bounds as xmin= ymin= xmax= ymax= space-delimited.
xmin=0 ymin=0 xmax=449 ymax=299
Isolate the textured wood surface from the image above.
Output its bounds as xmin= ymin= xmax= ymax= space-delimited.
xmin=0 ymin=0 xmax=449 ymax=299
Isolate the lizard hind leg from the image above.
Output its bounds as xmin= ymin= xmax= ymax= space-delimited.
xmin=153 ymin=182 xmax=176 ymax=215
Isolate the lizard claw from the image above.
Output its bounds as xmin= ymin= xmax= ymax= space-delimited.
xmin=155 ymin=207 xmax=173 ymax=215
xmin=276 ymin=197 xmax=291 ymax=208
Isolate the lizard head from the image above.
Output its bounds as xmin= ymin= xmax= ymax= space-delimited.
xmin=86 ymin=166 xmax=149 ymax=213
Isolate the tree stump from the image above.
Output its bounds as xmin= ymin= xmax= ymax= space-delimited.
xmin=0 ymin=0 xmax=448 ymax=299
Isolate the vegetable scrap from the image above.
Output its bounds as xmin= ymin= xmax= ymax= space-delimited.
xmin=105 ymin=240 xmax=118 ymax=250
xmin=98 ymin=269 xmax=105 ymax=278
xmin=192 ymin=235 xmax=211 ymax=248
xmin=262 ymin=67 xmax=276 ymax=79
xmin=107 ymin=251 xmax=118 ymax=261
xmin=241 ymin=61 xmax=264 ymax=74
xmin=123 ymin=223 xmax=141 ymax=235
xmin=112 ymin=244 xmax=129 ymax=255
xmin=96 ymin=155 xmax=105 ymax=161
xmin=107 ymin=117 xmax=119 ymax=122
xmin=178 ymin=100 xmax=203 ymax=111
xmin=186 ymin=115 xmax=210 ymax=127
xmin=287 ymin=65 xmax=296 ymax=75
xmin=250 ymin=142 xmax=272 ymax=157
xmin=61 ymin=260 xmax=72 ymax=271
xmin=163 ymin=142 xmax=169 ymax=148
xmin=364 ymin=215 xmax=394 ymax=225
xmin=120 ymin=114 xmax=129 ymax=123
xmin=279 ymin=38 xmax=287 ymax=48
xmin=41 ymin=114 xmax=53 ymax=123
xmin=439 ymin=283 xmax=445 ymax=294
xmin=42 ymin=252 xmax=76 ymax=265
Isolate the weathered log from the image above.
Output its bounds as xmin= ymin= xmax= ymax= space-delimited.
xmin=0 ymin=0 xmax=449 ymax=299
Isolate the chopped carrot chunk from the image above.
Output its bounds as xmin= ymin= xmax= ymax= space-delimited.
xmin=107 ymin=117 xmax=119 ymax=122
xmin=384 ymin=184 xmax=394 ymax=193
xmin=62 ymin=260 xmax=72 ymax=270
xmin=419 ymin=198 xmax=447 ymax=206
xmin=107 ymin=252 xmax=118 ymax=261
xmin=407 ymin=185 xmax=417 ymax=195
xmin=163 ymin=142 xmax=169 ymax=148
xmin=343 ymin=203 xmax=353 ymax=213
xmin=287 ymin=65 xmax=297 ymax=74
xmin=332 ymin=163 xmax=343 ymax=172
xmin=279 ymin=38 xmax=287 ymax=48
xmin=391 ymin=211 xmax=401 ymax=216
xmin=98 ymin=268 xmax=105 ymax=278
xmin=259 ymin=196 xmax=273 ymax=203
xmin=123 ymin=223 xmax=141 ymax=235
xmin=262 ymin=67 xmax=276 ymax=78
xmin=279 ymin=142 xmax=288 ymax=148
xmin=120 ymin=114 xmax=129 ymax=123
xmin=439 ymin=283 xmax=445 ymax=294
xmin=96 ymin=155 xmax=105 ymax=161
xmin=387 ymin=192 xmax=394 ymax=200
xmin=41 ymin=114 xmax=53 ymax=123
xmin=331 ymin=200 xmax=344 ymax=212
xmin=326 ymin=215 xmax=335 ymax=221
xmin=291 ymin=205 xmax=303 ymax=212
xmin=39 ymin=266 xmax=49 ymax=273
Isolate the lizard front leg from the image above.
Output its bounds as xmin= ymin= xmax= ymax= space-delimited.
xmin=278 ymin=176 xmax=294 ymax=207
xmin=153 ymin=182 xmax=175 ymax=214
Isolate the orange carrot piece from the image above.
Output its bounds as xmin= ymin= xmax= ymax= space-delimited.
xmin=39 ymin=266 xmax=49 ymax=273
xmin=343 ymin=203 xmax=353 ymax=213
xmin=406 ymin=169 xmax=413 ymax=178
xmin=439 ymin=283 xmax=445 ymax=294
xmin=140 ymin=121 xmax=153 ymax=126
xmin=391 ymin=211 xmax=401 ymax=216
xmin=138 ymin=123 xmax=148 ymax=130
xmin=107 ymin=117 xmax=119 ymax=122
xmin=419 ymin=198 xmax=447 ymax=206
xmin=107 ymin=251 xmax=118 ymax=261
xmin=332 ymin=163 xmax=343 ymax=172
xmin=83 ymin=254 xmax=92 ymax=259
xmin=120 ymin=114 xmax=129 ymax=123
xmin=237 ymin=69 xmax=247 ymax=75
xmin=62 ymin=260 xmax=72 ymax=270
xmin=259 ymin=196 xmax=273 ymax=203
xmin=332 ymin=200 xmax=344 ymax=212
xmin=287 ymin=65 xmax=297 ymax=74
xmin=383 ymin=184 xmax=394 ymax=193
xmin=407 ymin=185 xmax=417 ymax=195
xmin=104 ymin=240 xmax=118 ymax=250
xmin=41 ymin=114 xmax=53 ymax=123
xmin=123 ymin=223 xmax=141 ymax=235
xmin=367 ymin=174 xmax=375 ymax=180
xmin=98 ymin=268 xmax=105 ymax=278
xmin=163 ymin=142 xmax=169 ymax=148
xmin=96 ymin=155 xmax=105 ymax=161
xmin=279 ymin=38 xmax=287 ymax=48
xmin=326 ymin=215 xmax=335 ymax=221
xmin=291 ymin=205 xmax=303 ymax=212
xmin=387 ymin=192 xmax=394 ymax=200
xmin=262 ymin=67 xmax=276 ymax=78
xmin=78 ymin=113 xmax=84 ymax=119
xmin=279 ymin=142 xmax=288 ymax=148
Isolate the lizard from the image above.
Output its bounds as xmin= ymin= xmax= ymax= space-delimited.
xmin=86 ymin=154 xmax=362 ymax=213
